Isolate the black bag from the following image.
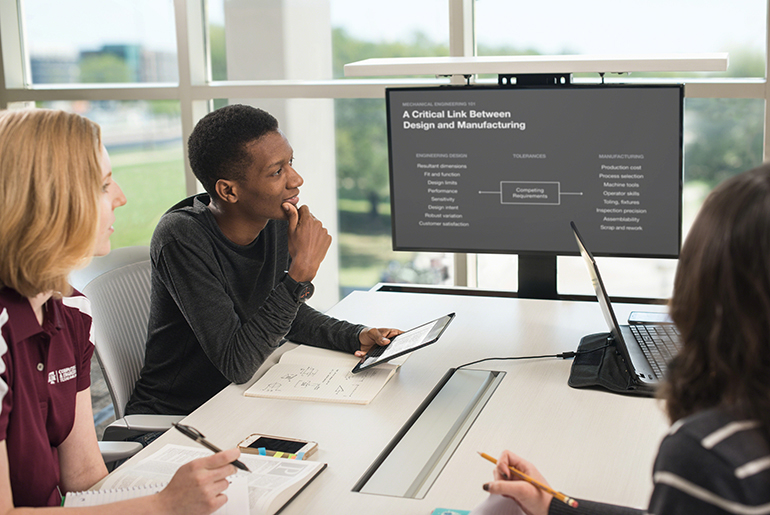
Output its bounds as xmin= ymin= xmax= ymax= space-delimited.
xmin=567 ymin=332 xmax=654 ymax=397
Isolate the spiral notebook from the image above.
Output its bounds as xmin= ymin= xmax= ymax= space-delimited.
xmin=63 ymin=475 xmax=247 ymax=513
xmin=63 ymin=483 xmax=166 ymax=506
xmin=68 ymin=444 xmax=323 ymax=514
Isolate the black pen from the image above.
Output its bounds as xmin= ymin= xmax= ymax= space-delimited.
xmin=173 ymin=422 xmax=251 ymax=473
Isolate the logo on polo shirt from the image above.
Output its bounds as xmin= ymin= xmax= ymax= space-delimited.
xmin=47 ymin=366 xmax=77 ymax=385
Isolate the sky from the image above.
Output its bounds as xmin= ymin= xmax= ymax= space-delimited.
xmin=330 ymin=0 xmax=766 ymax=55
xmin=24 ymin=0 xmax=766 ymax=58
xmin=24 ymin=0 xmax=178 ymax=54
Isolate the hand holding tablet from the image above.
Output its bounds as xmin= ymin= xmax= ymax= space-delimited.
xmin=352 ymin=313 xmax=455 ymax=373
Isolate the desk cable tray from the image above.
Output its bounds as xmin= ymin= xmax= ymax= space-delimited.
xmin=353 ymin=368 xmax=504 ymax=499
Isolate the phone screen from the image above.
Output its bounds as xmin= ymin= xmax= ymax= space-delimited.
xmin=247 ymin=436 xmax=305 ymax=454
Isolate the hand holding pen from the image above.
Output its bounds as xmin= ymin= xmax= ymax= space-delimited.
xmin=173 ymin=422 xmax=251 ymax=473
xmin=480 ymin=451 xmax=578 ymax=510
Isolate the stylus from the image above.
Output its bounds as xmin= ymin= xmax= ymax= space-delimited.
xmin=173 ymin=422 xmax=251 ymax=472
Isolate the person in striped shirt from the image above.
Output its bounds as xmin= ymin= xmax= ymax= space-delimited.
xmin=478 ymin=164 xmax=770 ymax=515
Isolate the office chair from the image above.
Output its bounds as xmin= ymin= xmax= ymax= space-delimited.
xmin=71 ymin=246 xmax=183 ymax=461
xmin=98 ymin=441 xmax=142 ymax=465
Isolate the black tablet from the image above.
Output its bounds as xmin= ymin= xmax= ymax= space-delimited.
xmin=352 ymin=313 xmax=455 ymax=373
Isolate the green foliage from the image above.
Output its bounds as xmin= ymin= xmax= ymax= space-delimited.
xmin=477 ymin=43 xmax=541 ymax=57
xmin=79 ymin=54 xmax=131 ymax=83
xmin=332 ymin=28 xmax=448 ymax=78
xmin=685 ymin=98 xmax=764 ymax=187
xmin=335 ymin=98 xmax=388 ymax=201
xmin=719 ymin=46 xmax=765 ymax=78
xmin=148 ymin=100 xmax=181 ymax=115
xmin=333 ymin=28 xmax=451 ymax=209
xmin=682 ymin=49 xmax=765 ymax=187
xmin=210 ymin=24 xmax=228 ymax=80
xmin=332 ymin=28 xmax=457 ymax=289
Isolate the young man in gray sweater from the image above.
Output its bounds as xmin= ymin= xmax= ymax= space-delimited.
xmin=126 ymin=104 xmax=401 ymax=416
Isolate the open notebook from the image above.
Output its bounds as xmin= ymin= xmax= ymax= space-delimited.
xmin=72 ymin=444 xmax=325 ymax=515
xmin=244 ymin=345 xmax=408 ymax=404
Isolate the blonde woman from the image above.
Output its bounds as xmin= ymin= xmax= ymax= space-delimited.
xmin=0 ymin=109 xmax=240 ymax=513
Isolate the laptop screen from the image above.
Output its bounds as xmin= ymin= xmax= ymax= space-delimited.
xmin=570 ymin=221 xmax=624 ymax=341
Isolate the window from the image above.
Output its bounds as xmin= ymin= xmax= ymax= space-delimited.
xmin=473 ymin=0 xmax=768 ymax=298
xmin=2 ymin=0 xmax=768 ymax=306
xmin=23 ymin=0 xmax=178 ymax=85
xmin=330 ymin=0 xmax=453 ymax=294
xmin=9 ymin=99 xmax=185 ymax=249
xmin=476 ymin=0 xmax=766 ymax=79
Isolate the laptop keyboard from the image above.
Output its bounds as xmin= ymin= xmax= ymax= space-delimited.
xmin=629 ymin=324 xmax=682 ymax=379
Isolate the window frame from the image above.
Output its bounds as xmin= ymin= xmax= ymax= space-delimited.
xmin=1 ymin=0 xmax=768 ymax=293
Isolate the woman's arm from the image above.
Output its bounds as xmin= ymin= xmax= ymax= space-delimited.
xmin=57 ymin=389 xmax=109 ymax=493
xmin=0 ymin=438 xmax=237 ymax=515
xmin=0 ymin=390 xmax=239 ymax=515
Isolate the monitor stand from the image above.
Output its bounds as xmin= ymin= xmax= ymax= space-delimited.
xmin=518 ymin=254 xmax=558 ymax=300
xmin=498 ymin=73 xmax=569 ymax=301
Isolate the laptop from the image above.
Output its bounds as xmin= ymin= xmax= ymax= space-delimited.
xmin=570 ymin=221 xmax=681 ymax=388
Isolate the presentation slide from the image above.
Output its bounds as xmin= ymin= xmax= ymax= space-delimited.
xmin=387 ymin=86 xmax=682 ymax=256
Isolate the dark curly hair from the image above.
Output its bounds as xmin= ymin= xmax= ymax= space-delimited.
xmin=661 ymin=163 xmax=770 ymax=445
xmin=188 ymin=104 xmax=279 ymax=197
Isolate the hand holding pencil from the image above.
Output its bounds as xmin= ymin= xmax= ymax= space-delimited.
xmin=480 ymin=450 xmax=579 ymax=513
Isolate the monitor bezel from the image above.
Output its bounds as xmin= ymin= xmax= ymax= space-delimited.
xmin=385 ymin=83 xmax=684 ymax=259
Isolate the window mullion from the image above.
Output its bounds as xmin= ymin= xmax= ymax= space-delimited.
xmin=0 ymin=0 xmax=25 ymax=103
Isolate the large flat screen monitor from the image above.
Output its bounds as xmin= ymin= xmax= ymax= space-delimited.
xmin=386 ymin=84 xmax=684 ymax=258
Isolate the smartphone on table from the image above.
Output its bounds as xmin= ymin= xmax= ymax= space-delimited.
xmin=238 ymin=433 xmax=317 ymax=459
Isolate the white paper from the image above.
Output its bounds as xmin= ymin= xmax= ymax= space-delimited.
xmin=243 ymin=345 xmax=405 ymax=404
xmin=103 ymin=444 xmax=322 ymax=514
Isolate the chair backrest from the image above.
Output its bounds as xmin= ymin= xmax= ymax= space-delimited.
xmin=76 ymin=246 xmax=152 ymax=420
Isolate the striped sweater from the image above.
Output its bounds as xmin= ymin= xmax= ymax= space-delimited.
xmin=548 ymin=407 xmax=770 ymax=515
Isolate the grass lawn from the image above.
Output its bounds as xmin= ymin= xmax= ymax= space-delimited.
xmin=109 ymin=145 xmax=187 ymax=248
xmin=338 ymin=232 xmax=415 ymax=288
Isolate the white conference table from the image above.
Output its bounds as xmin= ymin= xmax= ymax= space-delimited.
xmin=112 ymin=288 xmax=671 ymax=514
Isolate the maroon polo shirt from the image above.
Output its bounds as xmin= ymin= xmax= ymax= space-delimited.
xmin=0 ymin=287 xmax=94 ymax=507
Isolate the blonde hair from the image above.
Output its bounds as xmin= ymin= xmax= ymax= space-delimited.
xmin=0 ymin=109 xmax=102 ymax=297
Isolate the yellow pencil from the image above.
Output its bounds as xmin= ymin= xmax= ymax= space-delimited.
xmin=478 ymin=452 xmax=579 ymax=509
